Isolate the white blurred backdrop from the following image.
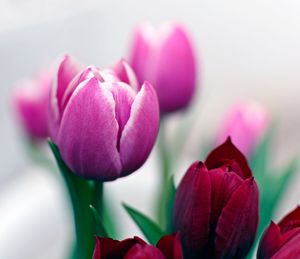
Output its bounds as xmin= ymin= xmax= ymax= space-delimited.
xmin=1 ymin=0 xmax=300 ymax=258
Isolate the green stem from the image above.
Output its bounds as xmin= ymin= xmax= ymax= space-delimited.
xmin=62 ymin=170 xmax=97 ymax=259
xmin=49 ymin=141 xmax=104 ymax=259
xmin=157 ymin=118 xmax=172 ymax=230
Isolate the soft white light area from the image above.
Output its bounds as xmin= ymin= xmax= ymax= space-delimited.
xmin=0 ymin=166 xmax=73 ymax=259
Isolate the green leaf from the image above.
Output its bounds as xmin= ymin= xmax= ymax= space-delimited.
xmin=272 ymin=159 xmax=297 ymax=206
xmin=165 ymin=176 xmax=176 ymax=233
xmin=250 ymin=127 xmax=275 ymax=182
xmin=123 ymin=203 xmax=165 ymax=245
xmin=89 ymin=205 xmax=108 ymax=237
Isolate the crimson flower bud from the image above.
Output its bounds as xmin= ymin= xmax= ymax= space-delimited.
xmin=48 ymin=55 xmax=159 ymax=181
xmin=257 ymin=206 xmax=300 ymax=259
xmin=173 ymin=138 xmax=259 ymax=258
xmin=92 ymin=234 xmax=183 ymax=259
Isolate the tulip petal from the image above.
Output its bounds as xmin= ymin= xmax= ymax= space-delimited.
xmin=57 ymin=77 xmax=122 ymax=180
xmin=278 ymin=206 xmax=300 ymax=233
xmin=205 ymin=137 xmax=252 ymax=179
xmin=124 ymin=244 xmax=165 ymax=259
xmin=154 ymin=24 xmax=197 ymax=112
xmin=93 ymin=237 xmax=120 ymax=259
xmin=114 ymin=59 xmax=139 ymax=91
xmin=13 ymin=73 xmax=51 ymax=139
xmin=214 ymin=178 xmax=258 ymax=258
xmin=119 ymin=82 xmax=159 ymax=175
xmin=104 ymin=82 xmax=136 ymax=149
xmin=209 ymin=169 xmax=243 ymax=227
xmin=60 ymin=66 xmax=98 ymax=112
xmin=173 ymin=162 xmax=211 ymax=258
xmin=56 ymin=55 xmax=81 ymax=112
xmin=257 ymin=222 xmax=281 ymax=259
xmin=216 ymin=103 xmax=269 ymax=156
xmin=272 ymin=234 xmax=300 ymax=259
xmin=106 ymin=236 xmax=146 ymax=258
xmin=49 ymin=55 xmax=81 ymax=141
xmin=156 ymin=233 xmax=183 ymax=259
xmin=128 ymin=24 xmax=153 ymax=85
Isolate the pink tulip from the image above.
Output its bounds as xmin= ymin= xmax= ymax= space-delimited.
xmin=48 ymin=55 xmax=160 ymax=181
xmin=216 ymin=102 xmax=269 ymax=156
xmin=128 ymin=23 xmax=198 ymax=113
xmin=12 ymin=71 xmax=52 ymax=140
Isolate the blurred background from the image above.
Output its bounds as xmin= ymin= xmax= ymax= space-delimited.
xmin=1 ymin=0 xmax=300 ymax=258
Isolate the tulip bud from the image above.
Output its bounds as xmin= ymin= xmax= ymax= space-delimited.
xmin=216 ymin=102 xmax=269 ymax=156
xmin=257 ymin=206 xmax=300 ymax=259
xmin=12 ymin=71 xmax=52 ymax=140
xmin=173 ymin=138 xmax=259 ymax=258
xmin=93 ymin=234 xmax=183 ymax=259
xmin=48 ymin=55 xmax=159 ymax=181
xmin=128 ymin=23 xmax=197 ymax=113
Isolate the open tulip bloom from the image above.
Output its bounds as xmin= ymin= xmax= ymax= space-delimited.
xmin=48 ymin=55 xmax=159 ymax=181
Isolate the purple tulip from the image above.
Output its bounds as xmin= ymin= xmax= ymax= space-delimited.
xmin=216 ymin=102 xmax=269 ymax=156
xmin=128 ymin=23 xmax=198 ymax=113
xmin=12 ymin=71 xmax=52 ymax=140
xmin=48 ymin=55 xmax=160 ymax=181
xmin=173 ymin=138 xmax=259 ymax=258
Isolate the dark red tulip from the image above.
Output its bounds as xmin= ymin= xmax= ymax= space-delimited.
xmin=173 ymin=137 xmax=259 ymax=258
xmin=257 ymin=206 xmax=300 ymax=259
xmin=92 ymin=233 xmax=183 ymax=259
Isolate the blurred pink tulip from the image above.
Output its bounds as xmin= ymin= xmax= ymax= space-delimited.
xmin=12 ymin=71 xmax=52 ymax=140
xmin=216 ymin=103 xmax=269 ymax=156
xmin=48 ymin=55 xmax=160 ymax=181
xmin=128 ymin=22 xmax=198 ymax=113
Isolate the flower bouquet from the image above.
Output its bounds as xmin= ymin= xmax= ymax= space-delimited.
xmin=12 ymin=23 xmax=298 ymax=259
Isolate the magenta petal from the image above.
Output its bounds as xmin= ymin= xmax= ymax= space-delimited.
xmin=119 ymin=82 xmax=159 ymax=175
xmin=173 ymin=162 xmax=211 ymax=257
xmin=113 ymin=59 xmax=139 ymax=91
xmin=214 ymin=178 xmax=259 ymax=258
xmin=257 ymin=222 xmax=281 ymax=259
xmin=154 ymin=24 xmax=197 ymax=112
xmin=49 ymin=55 xmax=81 ymax=141
xmin=124 ymin=244 xmax=165 ymax=259
xmin=60 ymin=66 xmax=97 ymax=113
xmin=13 ymin=72 xmax=51 ymax=139
xmin=107 ymin=82 xmax=136 ymax=147
xmin=57 ymin=77 xmax=122 ymax=180
xmin=128 ymin=25 xmax=153 ymax=86
xmin=272 ymin=234 xmax=300 ymax=259
xmin=56 ymin=55 xmax=81 ymax=111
